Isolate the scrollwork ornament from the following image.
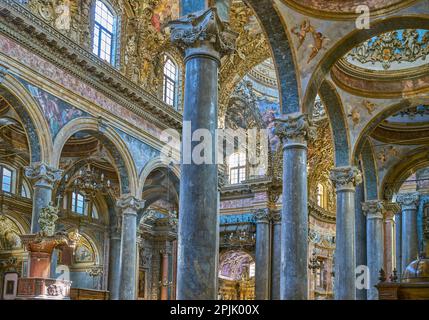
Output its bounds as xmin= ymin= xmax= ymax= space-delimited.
xmin=168 ymin=8 xmax=238 ymax=58
xmin=274 ymin=113 xmax=316 ymax=145
xmin=329 ymin=166 xmax=362 ymax=191
xmin=38 ymin=202 xmax=59 ymax=237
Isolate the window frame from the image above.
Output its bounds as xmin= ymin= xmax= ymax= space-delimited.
xmin=229 ymin=152 xmax=247 ymax=185
xmin=92 ymin=0 xmax=117 ymax=66
xmin=163 ymin=55 xmax=178 ymax=108
xmin=71 ymin=191 xmax=86 ymax=216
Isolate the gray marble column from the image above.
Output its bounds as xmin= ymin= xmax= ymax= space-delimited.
xmin=108 ymin=227 xmax=121 ymax=300
xmin=270 ymin=210 xmax=281 ymax=300
xmin=330 ymin=166 xmax=362 ymax=300
xmin=275 ymin=113 xmax=315 ymax=300
xmin=396 ymin=193 xmax=419 ymax=272
xmin=383 ymin=202 xmax=400 ymax=278
xmin=25 ymin=162 xmax=63 ymax=233
xmin=395 ymin=209 xmax=402 ymax=277
xmin=117 ymin=195 xmax=145 ymax=300
xmin=362 ymin=200 xmax=384 ymax=300
xmin=354 ymin=183 xmax=367 ymax=300
xmin=168 ymin=8 xmax=236 ymax=300
xmin=254 ymin=208 xmax=271 ymax=300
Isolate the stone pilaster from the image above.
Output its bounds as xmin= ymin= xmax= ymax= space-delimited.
xmin=275 ymin=112 xmax=315 ymax=300
xmin=168 ymin=8 xmax=237 ymax=300
xmin=362 ymin=200 xmax=384 ymax=300
xmin=254 ymin=208 xmax=271 ymax=300
xmin=117 ymin=195 xmax=145 ymax=300
xmin=383 ymin=202 xmax=400 ymax=278
xmin=270 ymin=209 xmax=281 ymax=300
xmin=396 ymin=192 xmax=419 ymax=271
xmin=25 ymin=162 xmax=63 ymax=233
xmin=330 ymin=166 xmax=362 ymax=300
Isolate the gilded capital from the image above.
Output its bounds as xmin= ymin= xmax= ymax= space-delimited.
xmin=274 ymin=113 xmax=316 ymax=145
xmin=254 ymin=208 xmax=270 ymax=223
xmin=396 ymin=192 xmax=419 ymax=211
xmin=25 ymin=162 xmax=63 ymax=188
xmin=362 ymin=200 xmax=384 ymax=220
xmin=168 ymin=8 xmax=237 ymax=58
xmin=116 ymin=195 xmax=145 ymax=216
xmin=330 ymin=166 xmax=362 ymax=191
xmin=383 ymin=201 xmax=401 ymax=218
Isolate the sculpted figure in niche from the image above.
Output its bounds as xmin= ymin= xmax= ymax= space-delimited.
xmin=54 ymin=0 xmax=71 ymax=31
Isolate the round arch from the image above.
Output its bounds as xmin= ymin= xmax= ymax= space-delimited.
xmin=0 ymin=75 xmax=53 ymax=164
xmin=52 ymin=117 xmax=138 ymax=196
xmin=381 ymin=146 xmax=429 ymax=201
xmin=138 ymin=157 xmax=180 ymax=196
xmin=303 ymin=15 xmax=429 ymax=116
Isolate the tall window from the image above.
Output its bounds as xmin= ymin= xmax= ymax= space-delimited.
xmin=229 ymin=153 xmax=246 ymax=184
xmin=21 ymin=180 xmax=31 ymax=198
xmin=92 ymin=0 xmax=115 ymax=64
xmin=163 ymin=56 xmax=178 ymax=108
xmin=317 ymin=183 xmax=325 ymax=208
xmin=1 ymin=167 xmax=12 ymax=193
xmin=72 ymin=192 xmax=85 ymax=215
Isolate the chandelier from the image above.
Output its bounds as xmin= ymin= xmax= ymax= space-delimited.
xmin=67 ymin=163 xmax=112 ymax=199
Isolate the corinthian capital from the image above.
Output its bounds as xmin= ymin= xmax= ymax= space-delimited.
xmin=116 ymin=195 xmax=145 ymax=216
xmin=396 ymin=192 xmax=419 ymax=210
xmin=25 ymin=162 xmax=63 ymax=187
xmin=253 ymin=208 xmax=270 ymax=223
xmin=168 ymin=8 xmax=237 ymax=58
xmin=270 ymin=210 xmax=281 ymax=224
xmin=362 ymin=200 xmax=384 ymax=220
xmin=330 ymin=166 xmax=362 ymax=191
xmin=274 ymin=113 xmax=316 ymax=145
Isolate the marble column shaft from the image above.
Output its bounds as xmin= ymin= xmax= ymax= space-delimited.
xmin=160 ymin=248 xmax=171 ymax=300
xmin=117 ymin=195 xmax=145 ymax=300
xmin=330 ymin=166 xmax=362 ymax=300
xmin=270 ymin=210 xmax=281 ymax=300
xmin=383 ymin=202 xmax=399 ymax=277
xmin=354 ymin=183 xmax=367 ymax=300
xmin=108 ymin=229 xmax=121 ymax=300
xmin=275 ymin=113 xmax=315 ymax=300
xmin=25 ymin=162 xmax=63 ymax=233
xmin=362 ymin=200 xmax=384 ymax=300
xmin=395 ymin=210 xmax=402 ymax=277
xmin=254 ymin=209 xmax=271 ymax=300
xmin=168 ymin=8 xmax=237 ymax=300
xmin=397 ymin=193 xmax=419 ymax=271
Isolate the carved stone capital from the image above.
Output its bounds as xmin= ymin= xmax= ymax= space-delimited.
xmin=362 ymin=200 xmax=384 ymax=220
xmin=274 ymin=113 xmax=316 ymax=145
xmin=116 ymin=195 xmax=145 ymax=216
xmin=168 ymin=8 xmax=237 ymax=59
xmin=253 ymin=208 xmax=270 ymax=223
xmin=25 ymin=162 xmax=63 ymax=188
xmin=329 ymin=166 xmax=362 ymax=191
xmin=270 ymin=210 xmax=281 ymax=224
xmin=396 ymin=192 xmax=419 ymax=211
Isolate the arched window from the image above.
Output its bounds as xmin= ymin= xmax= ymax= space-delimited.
xmin=92 ymin=0 xmax=116 ymax=65
xmin=163 ymin=56 xmax=178 ymax=108
xmin=316 ymin=183 xmax=326 ymax=208
xmin=92 ymin=205 xmax=99 ymax=220
xmin=229 ymin=153 xmax=246 ymax=184
xmin=72 ymin=192 xmax=85 ymax=215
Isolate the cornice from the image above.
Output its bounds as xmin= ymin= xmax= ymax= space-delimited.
xmin=308 ymin=200 xmax=336 ymax=224
xmin=0 ymin=1 xmax=182 ymax=131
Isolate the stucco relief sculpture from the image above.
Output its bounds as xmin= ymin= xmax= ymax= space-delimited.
xmin=38 ymin=202 xmax=59 ymax=237
xmin=291 ymin=19 xmax=329 ymax=63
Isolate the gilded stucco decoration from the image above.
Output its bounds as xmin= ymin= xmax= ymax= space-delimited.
xmin=346 ymin=29 xmax=429 ymax=70
xmin=0 ymin=216 xmax=22 ymax=250
xmin=219 ymin=1 xmax=270 ymax=124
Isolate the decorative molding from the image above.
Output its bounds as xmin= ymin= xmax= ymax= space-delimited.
xmin=253 ymin=208 xmax=269 ymax=224
xmin=329 ymin=166 xmax=362 ymax=191
xmin=116 ymin=195 xmax=145 ymax=215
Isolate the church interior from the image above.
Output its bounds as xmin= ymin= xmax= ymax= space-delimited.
xmin=0 ymin=0 xmax=428 ymax=301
